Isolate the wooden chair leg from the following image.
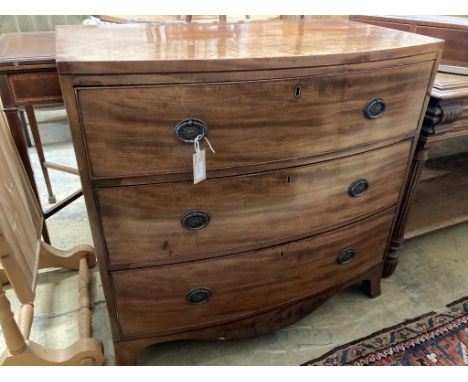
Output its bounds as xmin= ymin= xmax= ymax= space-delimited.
xmin=25 ymin=106 xmax=56 ymax=204
xmin=0 ymin=284 xmax=27 ymax=356
xmin=39 ymin=241 xmax=97 ymax=270
xmin=18 ymin=303 xmax=34 ymax=339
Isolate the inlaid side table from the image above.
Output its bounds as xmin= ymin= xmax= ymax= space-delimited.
xmin=0 ymin=31 xmax=82 ymax=243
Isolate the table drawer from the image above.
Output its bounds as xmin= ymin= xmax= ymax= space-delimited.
xmin=78 ymin=61 xmax=432 ymax=178
xmin=9 ymin=72 xmax=62 ymax=105
xmin=97 ymin=140 xmax=411 ymax=266
xmin=111 ymin=209 xmax=394 ymax=336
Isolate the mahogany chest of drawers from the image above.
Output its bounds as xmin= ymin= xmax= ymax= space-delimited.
xmin=55 ymin=21 xmax=442 ymax=365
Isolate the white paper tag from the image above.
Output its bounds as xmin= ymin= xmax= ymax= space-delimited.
xmin=193 ymin=149 xmax=206 ymax=184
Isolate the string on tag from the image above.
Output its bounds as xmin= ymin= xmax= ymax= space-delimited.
xmin=204 ymin=137 xmax=215 ymax=154
xmin=194 ymin=134 xmax=202 ymax=153
xmin=193 ymin=134 xmax=215 ymax=154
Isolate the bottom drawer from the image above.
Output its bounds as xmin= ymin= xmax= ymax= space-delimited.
xmin=112 ymin=209 xmax=395 ymax=336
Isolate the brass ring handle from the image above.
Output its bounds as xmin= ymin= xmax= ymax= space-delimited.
xmin=181 ymin=210 xmax=210 ymax=230
xmin=186 ymin=287 xmax=212 ymax=304
xmin=174 ymin=118 xmax=208 ymax=143
xmin=348 ymin=178 xmax=369 ymax=197
xmin=363 ymin=98 xmax=386 ymax=119
xmin=337 ymin=248 xmax=356 ymax=265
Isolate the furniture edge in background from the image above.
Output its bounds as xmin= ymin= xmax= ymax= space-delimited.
xmin=0 ymin=31 xmax=83 ymax=244
xmin=349 ymin=15 xmax=468 ymax=276
xmin=384 ymin=73 xmax=468 ymax=277
xmin=350 ymin=15 xmax=468 ymax=74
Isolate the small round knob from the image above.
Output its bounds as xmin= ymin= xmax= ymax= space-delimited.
xmin=174 ymin=118 xmax=207 ymax=143
xmin=186 ymin=287 xmax=211 ymax=304
xmin=337 ymin=248 xmax=356 ymax=264
xmin=363 ymin=98 xmax=386 ymax=119
xmin=348 ymin=178 xmax=369 ymax=197
xmin=181 ymin=210 xmax=210 ymax=230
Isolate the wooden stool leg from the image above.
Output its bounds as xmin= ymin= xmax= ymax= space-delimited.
xmin=25 ymin=106 xmax=56 ymax=204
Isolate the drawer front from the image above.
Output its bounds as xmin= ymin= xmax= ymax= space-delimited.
xmin=78 ymin=61 xmax=432 ymax=178
xmin=98 ymin=140 xmax=411 ymax=266
xmin=9 ymin=72 xmax=62 ymax=105
xmin=112 ymin=209 xmax=394 ymax=336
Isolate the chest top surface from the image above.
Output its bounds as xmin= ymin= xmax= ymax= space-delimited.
xmin=55 ymin=20 xmax=442 ymax=75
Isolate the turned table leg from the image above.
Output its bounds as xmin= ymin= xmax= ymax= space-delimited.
xmin=383 ymin=145 xmax=429 ymax=278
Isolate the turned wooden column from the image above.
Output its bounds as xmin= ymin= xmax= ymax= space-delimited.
xmin=383 ymin=144 xmax=429 ymax=277
xmin=383 ymin=92 xmax=465 ymax=277
xmin=0 ymin=284 xmax=27 ymax=355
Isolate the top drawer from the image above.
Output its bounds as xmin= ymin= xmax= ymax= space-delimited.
xmin=77 ymin=61 xmax=433 ymax=179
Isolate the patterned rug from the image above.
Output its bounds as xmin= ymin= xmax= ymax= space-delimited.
xmin=303 ymin=296 xmax=468 ymax=366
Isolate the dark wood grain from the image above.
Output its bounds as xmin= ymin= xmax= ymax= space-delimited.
xmin=90 ymin=134 xmax=415 ymax=189
xmin=78 ymin=62 xmax=431 ymax=179
xmin=112 ymin=209 xmax=394 ymax=336
xmin=98 ymin=141 xmax=411 ymax=266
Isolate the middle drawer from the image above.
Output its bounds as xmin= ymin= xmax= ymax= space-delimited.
xmin=97 ymin=140 xmax=411 ymax=266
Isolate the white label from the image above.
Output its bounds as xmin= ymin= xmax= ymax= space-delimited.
xmin=193 ymin=149 xmax=206 ymax=184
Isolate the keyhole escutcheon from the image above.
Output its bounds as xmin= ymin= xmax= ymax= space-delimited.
xmin=294 ymin=85 xmax=302 ymax=98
